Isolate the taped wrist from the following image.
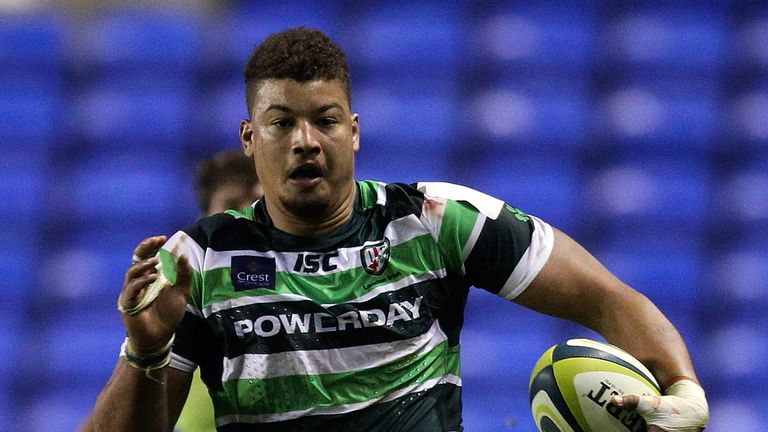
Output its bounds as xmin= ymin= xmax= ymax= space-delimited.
xmin=120 ymin=335 xmax=175 ymax=384
xmin=640 ymin=379 xmax=709 ymax=432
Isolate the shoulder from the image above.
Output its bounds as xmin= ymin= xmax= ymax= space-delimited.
xmin=181 ymin=212 xmax=250 ymax=251
xmin=415 ymin=181 xmax=506 ymax=220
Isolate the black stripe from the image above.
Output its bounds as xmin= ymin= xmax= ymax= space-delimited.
xmin=529 ymin=365 xmax=585 ymax=432
xmin=552 ymin=344 xmax=660 ymax=392
xmin=464 ymin=204 xmax=533 ymax=294
xmin=218 ymin=383 xmax=461 ymax=432
xmin=173 ymin=311 xmax=227 ymax=392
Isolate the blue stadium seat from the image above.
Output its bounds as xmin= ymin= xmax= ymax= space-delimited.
xmin=201 ymin=79 xmax=249 ymax=150
xmin=464 ymin=152 xmax=582 ymax=232
xmin=59 ymin=153 xmax=193 ymax=229
xmin=76 ymin=9 xmax=202 ymax=72
xmin=0 ymin=75 xmax=63 ymax=147
xmin=462 ymin=289 xmax=559 ymax=432
xmin=355 ymin=146 xmax=453 ymax=185
xmin=601 ymin=7 xmax=727 ymax=75
xmin=35 ymin=227 xmax=152 ymax=309
xmin=462 ymin=290 xmax=560 ymax=381
xmin=592 ymin=231 xmax=705 ymax=313
xmin=208 ymin=1 xmax=338 ymax=70
xmin=74 ymin=77 xmax=191 ymax=147
xmin=596 ymin=79 xmax=720 ymax=153
xmin=353 ymin=77 xmax=458 ymax=151
xmin=461 ymin=381 xmax=532 ymax=432
xmin=21 ymin=383 xmax=106 ymax=432
xmin=340 ymin=2 xmax=461 ymax=77
xmin=0 ymin=12 xmax=65 ymax=71
xmin=0 ymin=304 xmax=22 ymax=380
xmin=467 ymin=80 xmax=590 ymax=153
xmin=732 ymin=14 xmax=768 ymax=71
xmin=0 ymin=228 xmax=37 ymax=308
xmin=469 ymin=3 xmax=597 ymax=75
xmin=705 ymin=235 xmax=768 ymax=319
xmin=713 ymin=158 xmax=768 ymax=234
xmin=33 ymin=305 xmax=124 ymax=385
xmin=698 ymin=319 xmax=768 ymax=395
xmin=727 ymin=84 xmax=768 ymax=152
xmin=0 ymin=152 xmax=49 ymax=225
xmin=705 ymin=395 xmax=768 ymax=432
xmin=586 ymin=156 xmax=711 ymax=232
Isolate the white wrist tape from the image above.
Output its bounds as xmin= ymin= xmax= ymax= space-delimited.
xmin=637 ymin=380 xmax=709 ymax=432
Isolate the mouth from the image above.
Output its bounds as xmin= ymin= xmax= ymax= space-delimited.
xmin=288 ymin=162 xmax=325 ymax=186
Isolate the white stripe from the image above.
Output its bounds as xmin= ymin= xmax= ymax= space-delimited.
xmin=204 ymin=268 xmax=446 ymax=316
xmin=376 ymin=181 xmax=387 ymax=205
xmin=163 ymin=230 xmax=205 ymax=274
xmin=221 ymin=321 xmax=447 ymax=381
xmin=185 ymin=303 xmax=204 ymax=318
xmin=497 ymin=216 xmax=554 ymax=300
xmin=459 ymin=214 xmax=486 ymax=276
xmin=202 ymin=214 xmax=430 ymax=273
xmin=169 ymin=352 xmax=196 ymax=373
xmin=417 ymin=182 xmax=505 ymax=220
xmin=215 ymin=374 xmax=462 ymax=427
xmin=418 ymin=195 xmax=447 ymax=243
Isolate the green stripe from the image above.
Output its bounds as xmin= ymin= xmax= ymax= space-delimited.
xmin=225 ymin=204 xmax=256 ymax=220
xmin=211 ymin=341 xmax=460 ymax=417
xmin=357 ymin=180 xmax=381 ymax=210
xmin=159 ymin=248 xmax=204 ymax=311
xmin=200 ymin=234 xmax=444 ymax=307
xmin=437 ymin=200 xmax=479 ymax=273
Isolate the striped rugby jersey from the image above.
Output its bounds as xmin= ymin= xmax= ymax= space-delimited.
xmin=160 ymin=181 xmax=554 ymax=431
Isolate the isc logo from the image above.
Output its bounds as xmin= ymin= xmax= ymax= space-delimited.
xmin=293 ymin=252 xmax=339 ymax=273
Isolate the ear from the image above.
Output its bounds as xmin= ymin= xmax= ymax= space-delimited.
xmin=351 ymin=113 xmax=360 ymax=152
xmin=240 ymin=119 xmax=254 ymax=156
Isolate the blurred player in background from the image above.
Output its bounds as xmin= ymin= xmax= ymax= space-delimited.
xmin=176 ymin=149 xmax=262 ymax=432
xmin=84 ymin=28 xmax=709 ymax=431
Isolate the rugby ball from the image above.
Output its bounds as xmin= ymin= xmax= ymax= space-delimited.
xmin=529 ymin=338 xmax=661 ymax=432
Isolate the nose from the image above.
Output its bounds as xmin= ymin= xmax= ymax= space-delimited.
xmin=291 ymin=120 xmax=321 ymax=155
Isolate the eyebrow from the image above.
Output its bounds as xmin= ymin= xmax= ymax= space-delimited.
xmin=264 ymin=103 xmax=344 ymax=114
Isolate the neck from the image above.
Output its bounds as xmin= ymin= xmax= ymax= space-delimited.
xmin=265 ymin=182 xmax=357 ymax=237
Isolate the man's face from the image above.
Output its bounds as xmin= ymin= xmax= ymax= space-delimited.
xmin=240 ymin=79 xmax=359 ymax=219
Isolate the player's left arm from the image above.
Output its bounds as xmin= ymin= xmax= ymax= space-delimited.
xmin=514 ymin=228 xmax=709 ymax=432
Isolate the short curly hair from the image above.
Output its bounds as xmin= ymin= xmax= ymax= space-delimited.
xmin=244 ymin=27 xmax=351 ymax=117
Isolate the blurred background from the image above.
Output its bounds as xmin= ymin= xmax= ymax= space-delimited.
xmin=1 ymin=0 xmax=767 ymax=430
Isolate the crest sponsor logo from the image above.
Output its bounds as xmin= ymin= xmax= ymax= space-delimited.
xmin=360 ymin=238 xmax=390 ymax=276
xmin=231 ymin=256 xmax=276 ymax=291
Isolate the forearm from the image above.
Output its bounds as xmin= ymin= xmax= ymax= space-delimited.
xmin=585 ymin=287 xmax=698 ymax=389
xmin=83 ymin=359 xmax=170 ymax=432
xmin=517 ymin=228 xmax=699 ymax=390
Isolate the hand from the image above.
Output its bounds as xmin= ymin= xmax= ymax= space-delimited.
xmin=118 ymin=235 xmax=193 ymax=355
xmin=611 ymin=380 xmax=709 ymax=432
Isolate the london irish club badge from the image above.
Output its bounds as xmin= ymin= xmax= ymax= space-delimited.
xmin=361 ymin=238 xmax=390 ymax=276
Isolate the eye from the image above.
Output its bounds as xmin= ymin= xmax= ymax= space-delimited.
xmin=317 ymin=117 xmax=338 ymax=127
xmin=272 ymin=118 xmax=293 ymax=128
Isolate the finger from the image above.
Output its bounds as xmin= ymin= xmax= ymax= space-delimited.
xmin=174 ymin=255 xmax=193 ymax=288
xmin=612 ymin=394 xmax=640 ymax=410
xmin=119 ymin=272 xmax=159 ymax=308
xmin=613 ymin=394 xmax=662 ymax=416
xmin=647 ymin=426 xmax=665 ymax=432
xmin=132 ymin=235 xmax=168 ymax=261
xmin=125 ymin=256 xmax=159 ymax=279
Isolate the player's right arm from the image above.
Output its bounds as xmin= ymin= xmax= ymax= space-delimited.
xmin=81 ymin=236 xmax=194 ymax=432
